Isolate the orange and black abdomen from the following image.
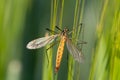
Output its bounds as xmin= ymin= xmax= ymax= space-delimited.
xmin=55 ymin=35 xmax=66 ymax=72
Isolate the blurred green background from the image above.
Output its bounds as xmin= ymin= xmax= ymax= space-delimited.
xmin=0 ymin=0 xmax=120 ymax=80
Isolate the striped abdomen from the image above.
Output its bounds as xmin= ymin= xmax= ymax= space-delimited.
xmin=55 ymin=36 xmax=66 ymax=72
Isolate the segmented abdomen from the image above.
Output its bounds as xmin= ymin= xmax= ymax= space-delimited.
xmin=55 ymin=36 xmax=66 ymax=72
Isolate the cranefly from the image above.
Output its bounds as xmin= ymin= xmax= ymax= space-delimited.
xmin=26 ymin=26 xmax=84 ymax=73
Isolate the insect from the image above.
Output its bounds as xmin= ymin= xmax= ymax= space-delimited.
xmin=26 ymin=26 xmax=84 ymax=73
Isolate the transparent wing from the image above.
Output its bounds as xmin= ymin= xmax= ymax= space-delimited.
xmin=26 ymin=34 xmax=58 ymax=49
xmin=66 ymin=38 xmax=84 ymax=63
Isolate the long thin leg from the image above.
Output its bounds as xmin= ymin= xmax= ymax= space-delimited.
xmin=78 ymin=23 xmax=83 ymax=34
xmin=68 ymin=23 xmax=83 ymax=35
xmin=45 ymin=40 xmax=60 ymax=67
xmin=46 ymin=40 xmax=60 ymax=51
xmin=68 ymin=30 xmax=73 ymax=35
xmin=80 ymin=23 xmax=84 ymax=50
xmin=46 ymin=28 xmax=58 ymax=34
xmin=55 ymin=26 xmax=62 ymax=31
xmin=77 ymin=41 xmax=87 ymax=44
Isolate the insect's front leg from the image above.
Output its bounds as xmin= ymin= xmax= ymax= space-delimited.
xmin=46 ymin=28 xmax=58 ymax=34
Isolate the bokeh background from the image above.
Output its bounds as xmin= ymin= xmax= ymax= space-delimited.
xmin=0 ymin=0 xmax=120 ymax=80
